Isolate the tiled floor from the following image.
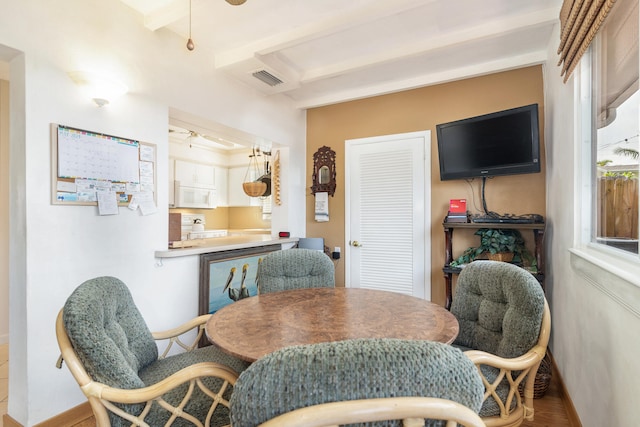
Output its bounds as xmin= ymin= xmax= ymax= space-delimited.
xmin=0 ymin=343 xmax=7 ymax=427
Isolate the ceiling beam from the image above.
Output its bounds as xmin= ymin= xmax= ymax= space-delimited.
xmin=300 ymin=7 xmax=560 ymax=83
xmin=140 ymin=0 xmax=188 ymax=31
xmin=294 ymin=51 xmax=548 ymax=109
xmin=214 ymin=0 xmax=437 ymax=68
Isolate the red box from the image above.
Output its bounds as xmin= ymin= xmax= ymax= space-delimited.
xmin=449 ymin=199 xmax=467 ymax=214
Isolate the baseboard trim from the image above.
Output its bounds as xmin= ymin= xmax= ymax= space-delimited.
xmin=3 ymin=402 xmax=93 ymax=427
xmin=548 ymin=351 xmax=582 ymax=427
xmin=35 ymin=402 xmax=93 ymax=427
xmin=3 ymin=413 xmax=22 ymax=427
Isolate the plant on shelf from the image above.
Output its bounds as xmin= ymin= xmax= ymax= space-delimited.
xmin=449 ymin=228 xmax=537 ymax=271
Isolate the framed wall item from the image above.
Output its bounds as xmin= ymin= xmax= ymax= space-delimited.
xmin=311 ymin=145 xmax=336 ymax=196
xmin=198 ymin=245 xmax=281 ymax=317
xmin=50 ymin=123 xmax=156 ymax=207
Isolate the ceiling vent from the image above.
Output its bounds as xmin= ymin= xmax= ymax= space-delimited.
xmin=252 ymin=69 xmax=284 ymax=87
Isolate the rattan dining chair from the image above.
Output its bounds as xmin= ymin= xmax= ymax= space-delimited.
xmin=258 ymin=397 xmax=487 ymax=427
xmin=450 ymin=260 xmax=551 ymax=427
xmin=229 ymin=338 xmax=485 ymax=427
xmin=56 ymin=276 xmax=250 ymax=427
xmin=256 ymin=248 xmax=335 ymax=294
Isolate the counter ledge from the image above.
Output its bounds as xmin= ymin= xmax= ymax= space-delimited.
xmin=155 ymin=236 xmax=299 ymax=258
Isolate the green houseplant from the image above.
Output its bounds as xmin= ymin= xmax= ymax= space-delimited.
xmin=449 ymin=228 xmax=536 ymax=270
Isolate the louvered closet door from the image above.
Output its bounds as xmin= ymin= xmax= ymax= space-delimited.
xmin=345 ymin=131 xmax=430 ymax=299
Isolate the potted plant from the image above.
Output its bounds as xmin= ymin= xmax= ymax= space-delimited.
xmin=477 ymin=228 xmax=519 ymax=262
xmin=449 ymin=228 xmax=536 ymax=270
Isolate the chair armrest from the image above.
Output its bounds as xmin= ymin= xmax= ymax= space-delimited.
xmin=464 ymin=345 xmax=546 ymax=422
xmin=152 ymin=314 xmax=211 ymax=340
xmin=85 ymin=361 xmax=238 ymax=403
xmin=80 ymin=361 xmax=238 ymax=427
xmin=152 ymin=314 xmax=212 ymax=357
xmin=258 ymin=397 xmax=485 ymax=427
xmin=464 ymin=344 xmax=546 ymax=370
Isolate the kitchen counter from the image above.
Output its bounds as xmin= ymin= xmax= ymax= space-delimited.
xmin=226 ymin=229 xmax=271 ymax=235
xmin=155 ymin=235 xmax=299 ymax=258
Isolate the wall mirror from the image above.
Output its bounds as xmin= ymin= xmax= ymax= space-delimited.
xmin=319 ymin=165 xmax=330 ymax=184
xmin=311 ymin=145 xmax=336 ymax=196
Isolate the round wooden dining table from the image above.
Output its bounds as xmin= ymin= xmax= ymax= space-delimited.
xmin=205 ymin=287 xmax=459 ymax=362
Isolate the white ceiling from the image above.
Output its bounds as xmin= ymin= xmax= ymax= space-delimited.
xmin=120 ymin=0 xmax=562 ymax=110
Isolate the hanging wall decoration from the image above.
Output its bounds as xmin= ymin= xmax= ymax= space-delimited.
xmin=273 ymin=150 xmax=281 ymax=205
xmin=311 ymin=146 xmax=336 ymax=196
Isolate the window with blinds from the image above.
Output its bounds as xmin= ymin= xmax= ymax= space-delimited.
xmin=591 ymin=0 xmax=639 ymax=253
xmin=558 ymin=0 xmax=619 ymax=82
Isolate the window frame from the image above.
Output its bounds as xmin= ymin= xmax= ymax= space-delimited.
xmin=571 ymin=20 xmax=640 ymax=289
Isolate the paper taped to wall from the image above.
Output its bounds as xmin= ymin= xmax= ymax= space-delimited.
xmin=315 ymin=192 xmax=329 ymax=222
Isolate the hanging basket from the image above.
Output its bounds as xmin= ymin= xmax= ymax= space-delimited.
xmin=243 ymin=181 xmax=267 ymax=197
xmin=242 ymin=148 xmax=267 ymax=197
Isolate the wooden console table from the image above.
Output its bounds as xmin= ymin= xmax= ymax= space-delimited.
xmin=442 ymin=221 xmax=545 ymax=310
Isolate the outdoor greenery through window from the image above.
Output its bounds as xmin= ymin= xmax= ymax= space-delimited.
xmin=591 ymin=0 xmax=639 ymax=254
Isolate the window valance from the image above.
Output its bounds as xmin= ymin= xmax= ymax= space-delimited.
xmin=557 ymin=0 xmax=618 ymax=82
xmin=596 ymin=0 xmax=638 ymax=127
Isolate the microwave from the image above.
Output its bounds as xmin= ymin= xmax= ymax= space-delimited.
xmin=174 ymin=181 xmax=217 ymax=209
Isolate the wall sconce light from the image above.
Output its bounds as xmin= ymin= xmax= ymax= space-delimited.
xmin=68 ymin=71 xmax=129 ymax=107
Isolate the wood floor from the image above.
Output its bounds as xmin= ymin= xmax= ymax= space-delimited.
xmin=521 ymin=360 xmax=576 ymax=427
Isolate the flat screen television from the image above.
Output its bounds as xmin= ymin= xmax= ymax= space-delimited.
xmin=436 ymin=104 xmax=540 ymax=181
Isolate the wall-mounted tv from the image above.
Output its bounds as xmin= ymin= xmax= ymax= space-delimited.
xmin=436 ymin=104 xmax=540 ymax=181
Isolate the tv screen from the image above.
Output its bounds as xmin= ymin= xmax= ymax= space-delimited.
xmin=436 ymin=104 xmax=540 ymax=181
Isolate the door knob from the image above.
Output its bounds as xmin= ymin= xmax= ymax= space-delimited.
xmin=350 ymin=240 xmax=362 ymax=247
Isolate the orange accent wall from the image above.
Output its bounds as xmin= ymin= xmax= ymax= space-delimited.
xmin=306 ymin=66 xmax=546 ymax=305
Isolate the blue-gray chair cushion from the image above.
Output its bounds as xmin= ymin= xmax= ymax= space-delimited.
xmin=473 ymin=364 xmax=513 ymax=418
xmin=229 ymin=338 xmax=484 ymax=427
xmin=257 ymin=248 xmax=335 ymax=294
xmin=450 ymin=260 xmax=545 ymax=418
xmin=451 ymin=260 xmax=544 ymax=358
xmin=63 ymin=276 xmax=249 ymax=427
xmin=139 ymin=346 xmax=250 ymax=427
xmin=63 ymin=276 xmax=158 ymax=390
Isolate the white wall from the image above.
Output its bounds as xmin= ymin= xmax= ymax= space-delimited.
xmin=544 ymin=24 xmax=640 ymax=426
xmin=0 ymin=1 xmax=305 ymax=425
xmin=0 ymin=79 xmax=9 ymax=345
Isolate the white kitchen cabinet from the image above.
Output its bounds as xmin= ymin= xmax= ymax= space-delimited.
xmin=215 ymin=166 xmax=228 ymax=206
xmin=228 ymin=166 xmax=261 ymax=206
xmin=174 ymin=159 xmax=215 ymax=186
